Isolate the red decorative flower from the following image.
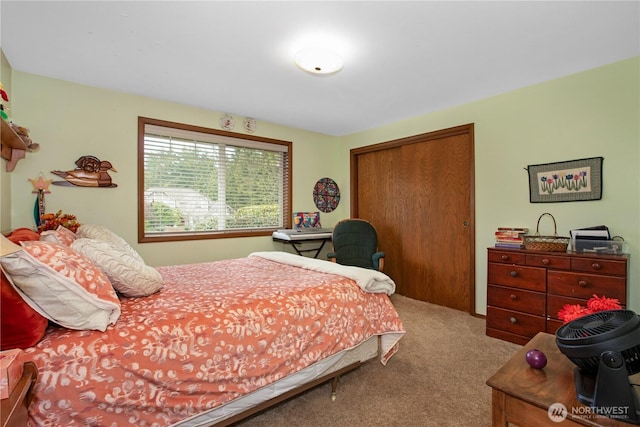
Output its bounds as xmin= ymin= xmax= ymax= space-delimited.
xmin=38 ymin=210 xmax=80 ymax=233
xmin=558 ymin=294 xmax=622 ymax=323
xmin=587 ymin=294 xmax=621 ymax=312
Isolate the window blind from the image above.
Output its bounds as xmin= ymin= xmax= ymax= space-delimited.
xmin=139 ymin=118 xmax=290 ymax=240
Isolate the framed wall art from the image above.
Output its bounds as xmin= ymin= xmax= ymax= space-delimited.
xmin=527 ymin=157 xmax=603 ymax=203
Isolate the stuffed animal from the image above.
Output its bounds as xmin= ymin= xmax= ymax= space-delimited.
xmin=10 ymin=122 xmax=39 ymax=151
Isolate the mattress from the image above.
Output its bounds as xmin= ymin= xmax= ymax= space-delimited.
xmin=175 ymin=335 xmax=380 ymax=426
xmin=24 ymin=252 xmax=404 ymax=426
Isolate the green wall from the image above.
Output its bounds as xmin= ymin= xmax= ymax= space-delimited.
xmin=341 ymin=57 xmax=640 ymax=314
xmin=0 ymin=51 xmax=14 ymax=233
xmin=3 ymin=55 xmax=638 ymax=314
xmin=5 ymin=70 xmax=347 ymax=264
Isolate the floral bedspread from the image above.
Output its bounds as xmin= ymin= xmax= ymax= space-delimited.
xmin=25 ymin=254 xmax=405 ymax=426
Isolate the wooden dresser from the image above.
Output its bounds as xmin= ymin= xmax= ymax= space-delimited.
xmin=486 ymin=247 xmax=628 ymax=345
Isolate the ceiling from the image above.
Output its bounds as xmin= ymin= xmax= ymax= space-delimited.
xmin=1 ymin=1 xmax=638 ymax=136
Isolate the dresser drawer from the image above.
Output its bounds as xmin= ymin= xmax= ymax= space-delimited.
xmin=487 ymin=285 xmax=546 ymax=316
xmin=547 ymin=271 xmax=626 ymax=303
xmin=546 ymin=294 xmax=588 ymax=321
xmin=546 ymin=319 xmax=564 ymax=335
xmin=488 ymin=262 xmax=546 ymax=291
xmin=526 ymin=253 xmax=570 ymax=269
xmin=571 ymin=257 xmax=627 ymax=276
xmin=486 ymin=306 xmax=546 ymax=338
xmin=488 ymin=249 xmax=525 ymax=265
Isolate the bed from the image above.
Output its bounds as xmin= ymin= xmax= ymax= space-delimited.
xmin=0 ymin=226 xmax=405 ymax=426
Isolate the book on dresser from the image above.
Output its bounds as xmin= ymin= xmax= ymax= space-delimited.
xmin=494 ymin=227 xmax=528 ymax=249
xmin=485 ymin=247 xmax=629 ymax=345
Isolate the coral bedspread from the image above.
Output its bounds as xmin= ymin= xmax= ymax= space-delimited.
xmin=24 ymin=253 xmax=405 ymax=426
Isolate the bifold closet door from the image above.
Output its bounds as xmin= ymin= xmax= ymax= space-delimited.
xmin=352 ymin=124 xmax=475 ymax=313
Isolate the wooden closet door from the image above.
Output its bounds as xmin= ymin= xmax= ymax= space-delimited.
xmin=352 ymin=124 xmax=475 ymax=313
xmin=355 ymin=146 xmax=404 ymax=288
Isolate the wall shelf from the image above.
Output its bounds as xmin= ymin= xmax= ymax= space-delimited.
xmin=1 ymin=119 xmax=28 ymax=171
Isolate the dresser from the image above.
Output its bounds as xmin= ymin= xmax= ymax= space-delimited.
xmin=486 ymin=247 xmax=628 ymax=345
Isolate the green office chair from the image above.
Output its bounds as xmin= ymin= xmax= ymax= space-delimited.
xmin=327 ymin=219 xmax=385 ymax=271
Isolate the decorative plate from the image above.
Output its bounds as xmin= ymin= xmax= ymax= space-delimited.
xmin=243 ymin=117 xmax=256 ymax=133
xmin=220 ymin=114 xmax=234 ymax=130
xmin=313 ymin=177 xmax=340 ymax=213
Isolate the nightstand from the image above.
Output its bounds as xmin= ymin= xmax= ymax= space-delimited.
xmin=1 ymin=362 xmax=37 ymax=427
xmin=487 ymin=332 xmax=630 ymax=426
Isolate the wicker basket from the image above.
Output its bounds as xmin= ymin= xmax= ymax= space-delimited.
xmin=523 ymin=213 xmax=570 ymax=252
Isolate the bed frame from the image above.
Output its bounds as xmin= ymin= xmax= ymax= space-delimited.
xmin=215 ymin=361 xmax=361 ymax=426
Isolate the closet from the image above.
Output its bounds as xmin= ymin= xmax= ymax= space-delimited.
xmin=351 ymin=124 xmax=475 ymax=313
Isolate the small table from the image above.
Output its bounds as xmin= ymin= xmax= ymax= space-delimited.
xmin=487 ymin=332 xmax=632 ymax=427
xmin=272 ymin=229 xmax=332 ymax=258
xmin=1 ymin=361 xmax=37 ymax=427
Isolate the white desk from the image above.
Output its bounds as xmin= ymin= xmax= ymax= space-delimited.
xmin=272 ymin=229 xmax=332 ymax=258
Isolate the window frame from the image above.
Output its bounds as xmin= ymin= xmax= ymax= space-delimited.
xmin=138 ymin=116 xmax=292 ymax=243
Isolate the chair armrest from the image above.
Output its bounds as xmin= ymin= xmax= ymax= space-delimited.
xmin=372 ymin=252 xmax=385 ymax=271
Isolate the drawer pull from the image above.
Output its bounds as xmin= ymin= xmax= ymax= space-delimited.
xmin=591 ymin=262 xmax=601 ymax=270
xmin=510 ymin=317 xmax=517 ymax=324
xmin=510 ymin=294 xmax=517 ymax=300
xmin=501 ymin=255 xmax=509 ymax=261
xmin=542 ymin=258 xmax=550 ymax=265
xmin=510 ymin=270 xmax=518 ymax=277
xmin=579 ymin=280 xmax=588 ymax=288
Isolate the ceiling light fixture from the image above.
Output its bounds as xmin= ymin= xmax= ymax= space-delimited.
xmin=294 ymin=47 xmax=343 ymax=75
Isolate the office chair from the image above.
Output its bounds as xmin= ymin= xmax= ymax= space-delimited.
xmin=327 ymin=218 xmax=384 ymax=271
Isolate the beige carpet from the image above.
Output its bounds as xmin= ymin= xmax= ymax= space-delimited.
xmin=236 ymin=294 xmax=522 ymax=427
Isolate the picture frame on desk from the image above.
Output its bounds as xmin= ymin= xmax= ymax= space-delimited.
xmin=527 ymin=157 xmax=603 ymax=203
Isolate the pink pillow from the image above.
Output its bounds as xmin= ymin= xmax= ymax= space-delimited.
xmin=0 ymin=240 xmax=120 ymax=331
xmin=7 ymin=227 xmax=40 ymax=242
xmin=40 ymin=225 xmax=76 ymax=246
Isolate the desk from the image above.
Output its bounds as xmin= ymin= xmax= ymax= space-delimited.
xmin=272 ymin=229 xmax=332 ymax=258
xmin=487 ymin=332 xmax=632 ymax=427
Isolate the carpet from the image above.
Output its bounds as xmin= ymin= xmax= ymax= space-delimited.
xmin=235 ymin=294 xmax=522 ymax=426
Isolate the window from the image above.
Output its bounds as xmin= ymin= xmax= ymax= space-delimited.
xmin=138 ymin=117 xmax=291 ymax=242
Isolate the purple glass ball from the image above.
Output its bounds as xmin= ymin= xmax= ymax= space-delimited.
xmin=525 ymin=349 xmax=547 ymax=369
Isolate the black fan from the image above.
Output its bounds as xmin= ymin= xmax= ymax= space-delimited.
xmin=556 ymin=309 xmax=640 ymax=424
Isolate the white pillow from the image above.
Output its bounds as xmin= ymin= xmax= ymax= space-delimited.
xmin=72 ymin=238 xmax=163 ymax=297
xmin=76 ymin=224 xmax=145 ymax=264
xmin=0 ymin=241 xmax=120 ymax=331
